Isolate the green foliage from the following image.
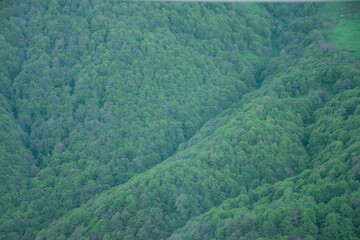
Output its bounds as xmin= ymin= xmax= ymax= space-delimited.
xmin=0 ymin=1 xmax=359 ymax=240
xmin=170 ymin=87 xmax=360 ymax=240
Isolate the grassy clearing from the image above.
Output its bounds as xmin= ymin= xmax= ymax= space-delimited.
xmin=323 ymin=2 xmax=360 ymax=59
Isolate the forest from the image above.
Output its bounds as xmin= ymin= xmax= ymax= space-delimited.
xmin=0 ymin=0 xmax=359 ymax=239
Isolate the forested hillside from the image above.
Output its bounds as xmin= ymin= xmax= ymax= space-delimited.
xmin=0 ymin=1 xmax=359 ymax=239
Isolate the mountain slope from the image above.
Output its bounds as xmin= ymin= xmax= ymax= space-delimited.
xmin=169 ymin=87 xmax=360 ymax=240
xmin=36 ymin=73 xmax=314 ymax=240
xmin=0 ymin=1 xmax=359 ymax=240
xmin=0 ymin=1 xmax=273 ymax=238
xmin=36 ymin=5 xmax=360 ymax=238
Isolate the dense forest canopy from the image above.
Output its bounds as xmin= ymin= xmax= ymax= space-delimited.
xmin=0 ymin=0 xmax=359 ymax=239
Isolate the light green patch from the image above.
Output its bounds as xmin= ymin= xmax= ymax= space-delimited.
xmin=246 ymin=3 xmax=262 ymax=15
xmin=323 ymin=2 xmax=360 ymax=59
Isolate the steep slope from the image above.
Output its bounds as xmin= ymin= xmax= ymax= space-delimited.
xmin=35 ymin=4 xmax=360 ymax=238
xmin=171 ymin=4 xmax=360 ymax=239
xmin=1 ymin=1 xmax=359 ymax=240
xmin=0 ymin=1 xmax=273 ymax=238
xmin=169 ymin=87 xmax=360 ymax=240
xmin=36 ymin=74 xmax=313 ymax=240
